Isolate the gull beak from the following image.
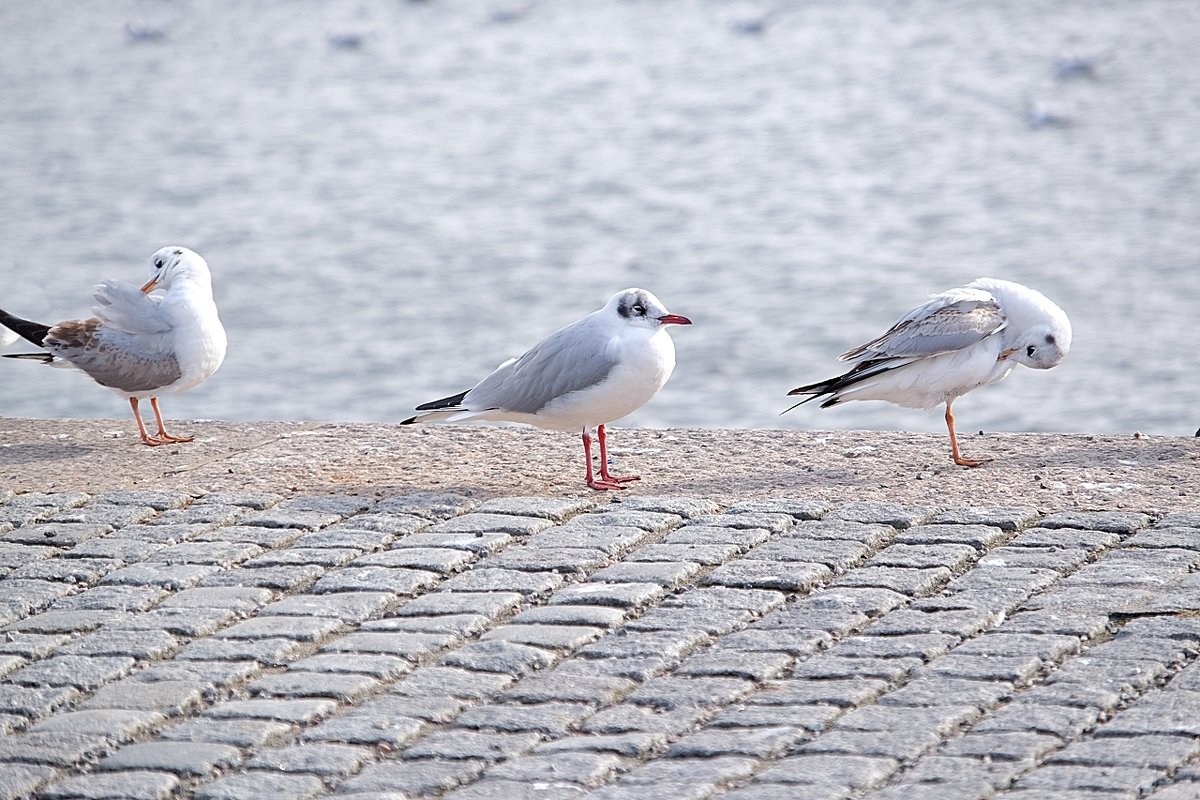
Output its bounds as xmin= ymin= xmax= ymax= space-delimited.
xmin=997 ymin=347 xmax=1018 ymax=361
xmin=140 ymin=276 xmax=159 ymax=294
xmin=657 ymin=314 xmax=692 ymax=326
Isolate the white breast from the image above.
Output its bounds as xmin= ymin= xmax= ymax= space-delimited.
xmin=529 ymin=326 xmax=676 ymax=431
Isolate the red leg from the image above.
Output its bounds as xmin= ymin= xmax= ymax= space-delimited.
xmin=582 ymin=430 xmax=625 ymax=490
xmin=597 ymin=424 xmax=640 ymax=484
xmin=130 ymin=397 xmax=165 ymax=446
xmin=149 ymin=397 xmax=193 ymax=443
xmin=946 ymin=401 xmax=991 ymax=468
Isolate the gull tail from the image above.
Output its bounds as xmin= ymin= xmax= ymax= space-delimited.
xmin=401 ymin=389 xmax=470 ymax=425
xmin=0 ymin=308 xmax=51 ymax=348
xmin=782 ymin=359 xmax=896 ymax=415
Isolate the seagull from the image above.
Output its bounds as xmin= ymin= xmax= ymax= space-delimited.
xmin=785 ymin=278 xmax=1071 ymax=467
xmin=0 ymin=246 xmax=227 ymax=446
xmin=402 ymin=288 xmax=692 ymax=490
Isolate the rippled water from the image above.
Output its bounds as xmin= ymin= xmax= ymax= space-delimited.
xmin=1 ymin=1 xmax=1197 ymax=437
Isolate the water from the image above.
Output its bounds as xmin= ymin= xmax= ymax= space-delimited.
xmin=1 ymin=0 xmax=1197 ymax=437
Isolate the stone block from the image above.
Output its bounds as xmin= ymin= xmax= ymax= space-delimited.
xmin=439 ymin=567 xmax=565 ymax=596
xmin=245 ymin=742 xmax=371 ymax=776
xmin=40 ymin=771 xmax=180 ymax=800
xmin=548 ymin=582 xmax=665 ymax=609
xmin=8 ymin=655 xmax=135 ymax=690
xmin=455 ymin=701 xmax=592 ymax=734
xmin=97 ymin=741 xmax=242 ymax=776
xmin=355 ymin=546 xmax=475 ymax=574
xmin=588 ymin=560 xmax=705 ymax=587
xmin=527 ymin=525 xmax=653 ymax=556
xmin=336 ymin=757 xmax=484 ymax=795
xmin=215 ymin=615 xmax=345 ymax=642
xmin=402 ymin=730 xmax=542 ymax=761
xmin=441 ymin=640 xmax=558 ymax=675
xmin=392 ymin=590 xmax=523 ymax=619
xmin=481 ymin=624 xmax=605 ymax=650
xmin=627 ymin=675 xmax=754 ymax=709
xmin=262 ymin=591 xmax=397 ymax=622
xmin=703 ymin=560 xmax=832 ymax=591
xmin=392 ymin=666 xmax=515 ymax=699
xmin=195 ymin=773 xmax=324 ymax=800
xmin=312 ymin=566 xmax=440 ymax=595
xmin=427 ymin=514 xmax=556 ymax=536
xmin=248 ymin=671 xmax=379 ymax=702
xmin=204 ymin=698 xmax=337 ymax=725
xmin=475 ymin=496 xmax=597 ymax=521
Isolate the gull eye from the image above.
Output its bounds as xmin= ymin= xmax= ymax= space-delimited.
xmin=154 ymin=259 xmax=164 ymax=269
xmin=1026 ymin=345 xmax=1036 ymax=357
xmin=632 ymin=304 xmax=646 ymax=315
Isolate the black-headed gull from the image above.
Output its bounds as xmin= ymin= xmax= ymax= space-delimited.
xmin=403 ymin=288 xmax=692 ymax=490
xmin=786 ymin=277 xmax=1071 ymax=467
xmin=1 ymin=246 xmax=227 ymax=446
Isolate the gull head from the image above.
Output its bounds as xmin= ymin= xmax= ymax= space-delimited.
xmin=141 ymin=246 xmax=210 ymax=293
xmin=1011 ymin=317 xmax=1072 ymax=370
xmin=607 ymin=288 xmax=692 ymax=330
xmin=969 ymin=277 xmax=1072 ymax=370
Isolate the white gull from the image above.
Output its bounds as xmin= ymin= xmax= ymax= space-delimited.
xmin=785 ymin=277 xmax=1071 ymax=467
xmin=0 ymin=246 xmax=227 ymax=446
xmin=403 ymin=288 xmax=692 ymax=490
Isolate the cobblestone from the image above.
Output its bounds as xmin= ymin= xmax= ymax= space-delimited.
xmin=1 ymin=486 xmax=1198 ymax=798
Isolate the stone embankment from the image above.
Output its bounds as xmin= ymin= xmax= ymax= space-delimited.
xmin=0 ymin=418 xmax=1197 ymax=799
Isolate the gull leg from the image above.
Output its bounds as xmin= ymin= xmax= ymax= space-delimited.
xmin=130 ymin=397 xmax=166 ymax=446
xmin=582 ymin=431 xmax=624 ymax=490
xmin=597 ymin=424 xmax=640 ymax=484
xmin=946 ymin=401 xmax=990 ymax=468
xmin=149 ymin=397 xmax=194 ymax=443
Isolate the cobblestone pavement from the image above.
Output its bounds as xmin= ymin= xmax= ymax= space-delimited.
xmin=1 ymin=488 xmax=1199 ymax=800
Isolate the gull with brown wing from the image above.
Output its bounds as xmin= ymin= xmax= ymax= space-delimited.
xmin=1 ymin=246 xmax=227 ymax=446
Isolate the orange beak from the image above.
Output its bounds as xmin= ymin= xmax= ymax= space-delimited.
xmin=997 ymin=347 xmax=1018 ymax=361
xmin=140 ymin=277 xmax=159 ymax=293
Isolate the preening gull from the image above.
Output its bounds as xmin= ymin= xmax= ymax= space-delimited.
xmin=785 ymin=278 xmax=1071 ymax=467
xmin=1 ymin=246 xmax=227 ymax=446
xmin=403 ymin=288 xmax=692 ymax=490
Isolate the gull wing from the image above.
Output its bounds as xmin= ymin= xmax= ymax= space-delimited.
xmin=839 ymin=287 xmax=1006 ymax=362
xmin=466 ymin=313 xmax=618 ymax=415
xmin=92 ymin=279 xmax=172 ymax=335
xmin=45 ymin=318 xmax=182 ymax=393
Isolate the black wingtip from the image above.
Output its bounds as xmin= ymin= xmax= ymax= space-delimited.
xmin=414 ymin=389 xmax=469 ymax=412
xmin=400 ymin=416 xmax=418 ymax=425
xmin=0 ymin=308 xmax=51 ymax=348
xmin=2 ymin=352 xmax=54 ymax=363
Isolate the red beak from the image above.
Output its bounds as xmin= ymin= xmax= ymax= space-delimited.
xmin=657 ymin=314 xmax=692 ymax=326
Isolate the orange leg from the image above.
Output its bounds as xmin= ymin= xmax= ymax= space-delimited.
xmin=946 ymin=401 xmax=991 ymax=468
xmin=582 ymin=431 xmax=625 ymax=491
xmin=597 ymin=424 xmax=640 ymax=484
xmin=130 ymin=397 xmax=166 ymax=446
xmin=149 ymin=397 xmax=193 ymax=443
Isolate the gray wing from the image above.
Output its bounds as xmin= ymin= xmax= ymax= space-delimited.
xmin=839 ymin=287 xmax=1007 ymax=362
xmin=92 ymin=279 xmax=171 ymax=334
xmin=46 ymin=318 xmax=182 ymax=393
xmin=466 ymin=313 xmax=618 ymax=414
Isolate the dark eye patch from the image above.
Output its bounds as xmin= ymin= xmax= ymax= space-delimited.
xmin=1045 ymin=334 xmax=1056 ymax=345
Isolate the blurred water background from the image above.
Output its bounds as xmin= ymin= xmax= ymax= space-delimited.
xmin=0 ymin=0 xmax=1197 ymax=435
